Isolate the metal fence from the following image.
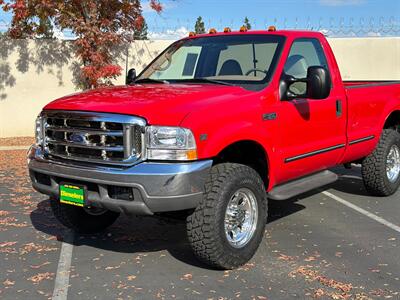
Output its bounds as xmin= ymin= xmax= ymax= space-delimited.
xmin=146 ymin=16 xmax=400 ymax=38
xmin=1 ymin=16 xmax=399 ymax=39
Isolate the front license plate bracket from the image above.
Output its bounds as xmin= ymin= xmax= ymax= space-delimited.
xmin=59 ymin=183 xmax=86 ymax=207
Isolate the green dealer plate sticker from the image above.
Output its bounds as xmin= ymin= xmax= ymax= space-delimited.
xmin=60 ymin=184 xmax=85 ymax=207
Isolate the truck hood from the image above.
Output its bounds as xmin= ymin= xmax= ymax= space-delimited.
xmin=44 ymin=84 xmax=251 ymax=125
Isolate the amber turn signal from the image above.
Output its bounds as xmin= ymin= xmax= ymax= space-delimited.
xmin=185 ymin=149 xmax=198 ymax=160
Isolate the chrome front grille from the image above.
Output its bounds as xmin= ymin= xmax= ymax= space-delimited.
xmin=42 ymin=111 xmax=146 ymax=165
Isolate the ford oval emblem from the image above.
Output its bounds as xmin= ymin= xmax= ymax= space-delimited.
xmin=69 ymin=133 xmax=88 ymax=144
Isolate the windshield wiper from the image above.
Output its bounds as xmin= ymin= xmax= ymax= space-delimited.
xmin=177 ymin=78 xmax=235 ymax=86
xmin=134 ymin=77 xmax=234 ymax=86
xmin=134 ymin=78 xmax=169 ymax=84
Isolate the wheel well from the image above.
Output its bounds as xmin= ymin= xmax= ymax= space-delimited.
xmin=384 ymin=111 xmax=400 ymax=131
xmin=213 ymin=141 xmax=269 ymax=186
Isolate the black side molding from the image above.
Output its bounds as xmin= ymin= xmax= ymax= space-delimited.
xmin=349 ymin=135 xmax=375 ymax=145
xmin=285 ymin=144 xmax=345 ymax=163
xmin=268 ymin=170 xmax=338 ymax=201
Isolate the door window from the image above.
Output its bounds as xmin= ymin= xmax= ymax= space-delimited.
xmin=283 ymin=38 xmax=329 ymax=95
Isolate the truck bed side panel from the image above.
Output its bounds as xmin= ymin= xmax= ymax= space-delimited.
xmin=341 ymin=83 xmax=400 ymax=164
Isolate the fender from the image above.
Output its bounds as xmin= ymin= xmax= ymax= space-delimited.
xmin=191 ymin=120 xmax=279 ymax=190
xmin=362 ymin=103 xmax=400 ymax=160
xmin=380 ymin=106 xmax=400 ymax=132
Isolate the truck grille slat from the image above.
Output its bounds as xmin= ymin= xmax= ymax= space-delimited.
xmin=46 ymin=140 xmax=124 ymax=151
xmin=46 ymin=126 xmax=124 ymax=137
xmin=42 ymin=111 xmax=145 ymax=166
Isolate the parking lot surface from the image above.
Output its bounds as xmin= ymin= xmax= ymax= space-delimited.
xmin=1 ymin=149 xmax=399 ymax=299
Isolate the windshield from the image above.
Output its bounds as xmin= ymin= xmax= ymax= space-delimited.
xmin=136 ymin=34 xmax=285 ymax=91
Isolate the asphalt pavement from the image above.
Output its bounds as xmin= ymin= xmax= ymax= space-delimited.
xmin=1 ymin=149 xmax=399 ymax=300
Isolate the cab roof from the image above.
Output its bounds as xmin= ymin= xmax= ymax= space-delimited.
xmin=184 ymin=29 xmax=325 ymax=40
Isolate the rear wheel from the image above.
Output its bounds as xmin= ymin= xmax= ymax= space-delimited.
xmin=186 ymin=163 xmax=268 ymax=269
xmin=50 ymin=198 xmax=120 ymax=234
xmin=362 ymin=129 xmax=400 ymax=196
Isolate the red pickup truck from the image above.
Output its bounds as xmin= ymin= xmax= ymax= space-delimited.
xmin=28 ymin=28 xmax=400 ymax=269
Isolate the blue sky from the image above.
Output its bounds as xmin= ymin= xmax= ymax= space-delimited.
xmin=1 ymin=0 xmax=399 ymax=38
xmin=142 ymin=0 xmax=400 ymax=38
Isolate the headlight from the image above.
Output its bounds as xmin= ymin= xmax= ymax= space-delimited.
xmin=35 ymin=115 xmax=44 ymax=147
xmin=146 ymin=126 xmax=197 ymax=160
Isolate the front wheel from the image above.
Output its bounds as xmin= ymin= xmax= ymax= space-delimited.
xmin=362 ymin=129 xmax=400 ymax=196
xmin=50 ymin=198 xmax=120 ymax=234
xmin=186 ymin=163 xmax=268 ymax=269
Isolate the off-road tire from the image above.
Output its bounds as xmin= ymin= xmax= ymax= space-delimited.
xmin=50 ymin=197 xmax=120 ymax=234
xmin=362 ymin=129 xmax=400 ymax=196
xmin=186 ymin=163 xmax=268 ymax=269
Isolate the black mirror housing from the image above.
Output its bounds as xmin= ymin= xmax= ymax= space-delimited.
xmin=279 ymin=74 xmax=306 ymax=100
xmin=126 ymin=68 xmax=136 ymax=85
xmin=306 ymin=66 xmax=331 ymax=99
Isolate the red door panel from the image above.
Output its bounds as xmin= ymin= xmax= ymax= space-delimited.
xmin=276 ymin=96 xmax=346 ymax=183
xmin=273 ymin=37 xmax=347 ymax=184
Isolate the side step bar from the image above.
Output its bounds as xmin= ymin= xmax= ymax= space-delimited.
xmin=268 ymin=170 xmax=338 ymax=201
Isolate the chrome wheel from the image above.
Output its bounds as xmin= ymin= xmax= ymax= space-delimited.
xmin=386 ymin=145 xmax=400 ymax=183
xmin=224 ymin=188 xmax=258 ymax=248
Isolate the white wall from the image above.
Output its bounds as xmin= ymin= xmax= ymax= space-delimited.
xmin=328 ymin=37 xmax=400 ymax=80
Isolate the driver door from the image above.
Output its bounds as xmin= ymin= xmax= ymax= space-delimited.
xmin=276 ymin=38 xmax=347 ymax=183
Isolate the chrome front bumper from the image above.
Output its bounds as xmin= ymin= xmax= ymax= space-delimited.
xmin=27 ymin=146 xmax=212 ymax=215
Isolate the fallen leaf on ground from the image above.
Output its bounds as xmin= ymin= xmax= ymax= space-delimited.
xmin=0 ymin=241 xmax=17 ymax=247
xmin=20 ymin=243 xmax=58 ymax=255
xmin=278 ymin=254 xmax=297 ymax=261
xmin=181 ymin=273 xmax=192 ymax=280
xmin=126 ymin=275 xmax=137 ymax=281
xmin=27 ymin=272 xmax=54 ymax=284
xmin=289 ymin=266 xmax=353 ymax=294
xmin=3 ymin=279 xmax=15 ymax=286
xmin=314 ymin=289 xmax=325 ymax=297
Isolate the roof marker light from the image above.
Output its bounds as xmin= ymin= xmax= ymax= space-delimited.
xmin=268 ymin=26 xmax=277 ymax=32
xmin=239 ymin=26 xmax=248 ymax=32
xmin=224 ymin=27 xmax=231 ymax=33
xmin=189 ymin=31 xmax=196 ymax=37
xmin=209 ymin=28 xmax=217 ymax=34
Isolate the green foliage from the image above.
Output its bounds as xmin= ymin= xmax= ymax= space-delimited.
xmin=134 ymin=18 xmax=148 ymax=40
xmin=37 ymin=16 xmax=54 ymax=39
xmin=243 ymin=17 xmax=251 ymax=30
xmin=194 ymin=16 xmax=206 ymax=34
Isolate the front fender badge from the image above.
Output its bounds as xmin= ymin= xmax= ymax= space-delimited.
xmin=200 ymin=134 xmax=208 ymax=141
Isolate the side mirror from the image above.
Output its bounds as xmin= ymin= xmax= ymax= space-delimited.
xmin=126 ymin=68 xmax=136 ymax=85
xmin=279 ymin=66 xmax=331 ymax=100
xmin=306 ymin=66 xmax=331 ymax=99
